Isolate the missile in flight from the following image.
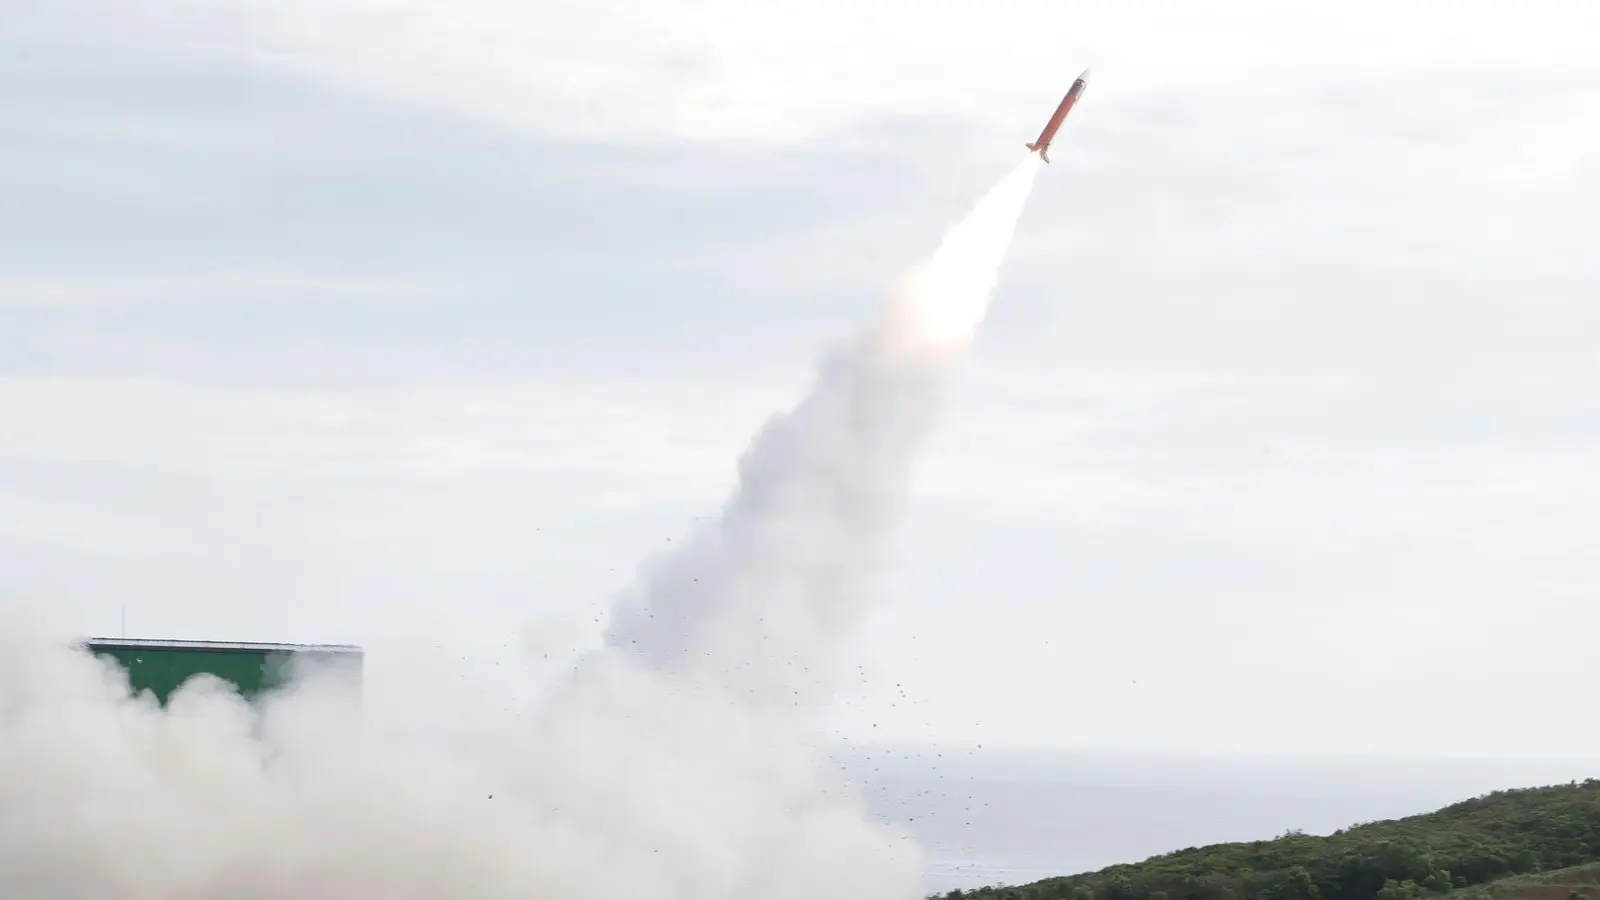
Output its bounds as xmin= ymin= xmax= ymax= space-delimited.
xmin=1025 ymin=69 xmax=1091 ymax=163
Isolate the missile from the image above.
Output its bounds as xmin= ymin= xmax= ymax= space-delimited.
xmin=1025 ymin=68 xmax=1091 ymax=163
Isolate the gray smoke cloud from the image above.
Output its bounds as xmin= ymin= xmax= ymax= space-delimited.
xmin=0 ymin=156 xmax=1041 ymax=900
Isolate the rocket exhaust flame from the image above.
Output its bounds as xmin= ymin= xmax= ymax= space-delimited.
xmin=0 ymin=154 xmax=1044 ymax=900
xmin=883 ymin=155 xmax=1043 ymax=355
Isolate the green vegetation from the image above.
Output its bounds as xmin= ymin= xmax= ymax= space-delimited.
xmin=1445 ymin=861 xmax=1600 ymax=900
xmin=941 ymin=781 xmax=1600 ymax=900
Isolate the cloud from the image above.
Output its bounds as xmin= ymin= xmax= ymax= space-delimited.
xmin=0 ymin=373 xmax=773 ymax=489
xmin=8 ymin=361 xmax=1600 ymax=553
xmin=0 ymin=274 xmax=443 ymax=310
xmin=46 ymin=0 xmax=1600 ymax=150
xmin=6 ymin=0 xmax=1600 ymax=763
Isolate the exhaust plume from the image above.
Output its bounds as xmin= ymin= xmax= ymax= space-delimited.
xmin=0 ymin=156 xmax=1042 ymax=899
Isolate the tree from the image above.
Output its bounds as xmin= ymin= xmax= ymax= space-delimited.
xmin=1283 ymin=867 xmax=1321 ymax=900
xmin=1377 ymin=880 xmax=1422 ymax=900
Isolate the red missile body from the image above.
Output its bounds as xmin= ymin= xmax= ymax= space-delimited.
xmin=1026 ymin=69 xmax=1091 ymax=163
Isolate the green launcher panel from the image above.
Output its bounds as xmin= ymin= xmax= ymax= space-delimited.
xmin=85 ymin=638 xmax=363 ymax=706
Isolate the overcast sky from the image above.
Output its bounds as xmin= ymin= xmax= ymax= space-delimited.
xmin=4 ymin=0 xmax=1599 ymax=759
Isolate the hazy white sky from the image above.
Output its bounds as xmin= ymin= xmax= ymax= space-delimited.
xmin=4 ymin=0 xmax=1599 ymax=758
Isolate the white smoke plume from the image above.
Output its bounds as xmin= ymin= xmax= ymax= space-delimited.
xmin=0 ymin=155 xmax=1041 ymax=899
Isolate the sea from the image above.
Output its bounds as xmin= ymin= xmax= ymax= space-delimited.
xmin=833 ymin=747 xmax=1600 ymax=895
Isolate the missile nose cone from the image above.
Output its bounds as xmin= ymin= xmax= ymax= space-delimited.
xmin=1077 ymin=67 xmax=1091 ymax=84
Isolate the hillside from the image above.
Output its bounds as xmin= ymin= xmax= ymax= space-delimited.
xmin=1445 ymin=862 xmax=1600 ymax=900
xmin=942 ymin=780 xmax=1600 ymax=900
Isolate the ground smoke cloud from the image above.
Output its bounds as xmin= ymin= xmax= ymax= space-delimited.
xmin=0 ymin=156 xmax=1042 ymax=900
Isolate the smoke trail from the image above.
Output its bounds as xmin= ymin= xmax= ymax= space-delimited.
xmin=517 ymin=154 xmax=1042 ymax=900
xmin=610 ymin=155 xmax=1040 ymax=686
xmin=0 ymin=156 xmax=1041 ymax=900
